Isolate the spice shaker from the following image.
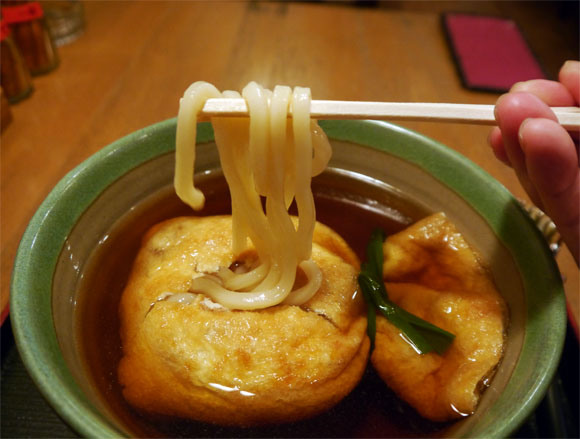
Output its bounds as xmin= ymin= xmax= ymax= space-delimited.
xmin=1 ymin=1 xmax=59 ymax=75
xmin=0 ymin=19 xmax=33 ymax=103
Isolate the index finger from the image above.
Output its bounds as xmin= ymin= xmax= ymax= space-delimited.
xmin=511 ymin=79 xmax=576 ymax=107
xmin=559 ymin=60 xmax=580 ymax=104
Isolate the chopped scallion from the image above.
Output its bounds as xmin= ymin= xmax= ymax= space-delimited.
xmin=358 ymin=229 xmax=455 ymax=355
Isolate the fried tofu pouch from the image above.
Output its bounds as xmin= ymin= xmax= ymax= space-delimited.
xmin=371 ymin=213 xmax=507 ymax=422
xmin=118 ymin=216 xmax=369 ymax=427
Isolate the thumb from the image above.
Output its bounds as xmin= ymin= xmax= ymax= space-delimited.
xmin=520 ymin=118 xmax=579 ymax=263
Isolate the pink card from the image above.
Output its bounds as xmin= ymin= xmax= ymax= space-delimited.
xmin=443 ymin=13 xmax=546 ymax=92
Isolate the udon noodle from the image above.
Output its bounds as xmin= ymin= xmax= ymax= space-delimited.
xmin=174 ymin=81 xmax=332 ymax=310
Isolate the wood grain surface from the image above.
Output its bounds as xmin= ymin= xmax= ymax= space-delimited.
xmin=1 ymin=1 xmax=577 ymax=327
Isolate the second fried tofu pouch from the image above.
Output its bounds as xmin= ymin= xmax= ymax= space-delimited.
xmin=371 ymin=212 xmax=507 ymax=422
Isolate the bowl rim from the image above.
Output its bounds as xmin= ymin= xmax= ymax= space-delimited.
xmin=10 ymin=118 xmax=566 ymax=438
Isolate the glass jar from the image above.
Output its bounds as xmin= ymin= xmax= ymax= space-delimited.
xmin=43 ymin=0 xmax=85 ymax=47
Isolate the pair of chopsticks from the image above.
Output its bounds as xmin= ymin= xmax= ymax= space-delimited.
xmin=200 ymin=99 xmax=580 ymax=130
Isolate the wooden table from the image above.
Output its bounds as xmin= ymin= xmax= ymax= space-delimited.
xmin=2 ymin=1 xmax=577 ymax=327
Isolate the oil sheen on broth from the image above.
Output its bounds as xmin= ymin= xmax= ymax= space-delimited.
xmin=76 ymin=171 xmax=452 ymax=438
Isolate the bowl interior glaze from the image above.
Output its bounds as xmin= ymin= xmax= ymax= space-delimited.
xmin=11 ymin=119 xmax=566 ymax=438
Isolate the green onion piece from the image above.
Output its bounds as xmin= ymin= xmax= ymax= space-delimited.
xmin=359 ymin=278 xmax=377 ymax=350
xmin=358 ymin=229 xmax=455 ymax=355
xmin=365 ymin=229 xmax=385 ymax=280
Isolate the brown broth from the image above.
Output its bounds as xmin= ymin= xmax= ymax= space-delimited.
xmin=76 ymin=173 xmax=450 ymax=438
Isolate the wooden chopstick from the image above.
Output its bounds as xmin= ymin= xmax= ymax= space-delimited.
xmin=200 ymin=98 xmax=580 ymax=130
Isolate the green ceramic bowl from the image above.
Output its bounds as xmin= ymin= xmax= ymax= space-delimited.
xmin=11 ymin=119 xmax=566 ymax=437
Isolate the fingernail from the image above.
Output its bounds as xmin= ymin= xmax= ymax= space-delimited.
xmin=510 ymin=81 xmax=526 ymax=92
xmin=518 ymin=118 xmax=535 ymax=151
xmin=562 ymin=60 xmax=580 ymax=73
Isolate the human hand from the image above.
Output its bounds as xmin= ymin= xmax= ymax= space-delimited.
xmin=489 ymin=60 xmax=579 ymax=264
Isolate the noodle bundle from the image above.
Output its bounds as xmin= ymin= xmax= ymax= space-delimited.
xmin=117 ymin=81 xmax=505 ymax=429
xmin=175 ymin=82 xmax=332 ymax=310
